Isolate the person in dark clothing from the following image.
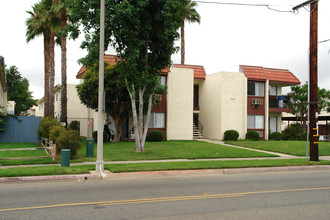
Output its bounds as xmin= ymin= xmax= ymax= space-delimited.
xmin=104 ymin=118 xmax=111 ymax=141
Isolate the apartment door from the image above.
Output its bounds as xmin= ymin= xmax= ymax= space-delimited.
xmin=269 ymin=116 xmax=277 ymax=133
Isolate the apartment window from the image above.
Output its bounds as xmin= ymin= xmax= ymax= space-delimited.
xmin=148 ymin=112 xmax=165 ymax=128
xmin=248 ymin=81 xmax=264 ymax=96
xmin=56 ymin=94 xmax=58 ymax=101
xmin=247 ymin=115 xmax=264 ymax=129
xmin=269 ymin=86 xmax=277 ymax=96
xmin=159 ymin=76 xmax=166 ymax=86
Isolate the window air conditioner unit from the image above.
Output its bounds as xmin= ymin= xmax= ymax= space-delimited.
xmin=252 ymin=99 xmax=263 ymax=105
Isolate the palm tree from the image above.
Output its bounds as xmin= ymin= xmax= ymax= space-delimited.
xmin=53 ymin=0 xmax=69 ymax=125
xmin=26 ymin=1 xmax=51 ymax=117
xmin=181 ymin=0 xmax=200 ymax=65
xmin=26 ymin=0 xmax=58 ymax=118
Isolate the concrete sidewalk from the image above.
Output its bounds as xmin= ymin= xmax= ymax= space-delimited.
xmin=1 ymin=164 xmax=330 ymax=183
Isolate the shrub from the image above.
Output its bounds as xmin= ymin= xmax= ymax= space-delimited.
xmin=245 ymin=130 xmax=260 ymax=141
xmin=270 ymin=132 xmax=282 ymax=141
xmin=38 ymin=117 xmax=61 ymax=138
xmin=68 ymin=120 xmax=80 ymax=132
xmin=282 ymin=123 xmax=303 ymax=140
xmin=49 ymin=125 xmax=66 ymax=143
xmin=224 ymin=130 xmax=239 ymax=141
xmin=297 ymin=132 xmax=308 ymax=141
xmin=0 ymin=111 xmax=5 ymax=132
xmin=56 ymin=130 xmax=82 ymax=159
xmin=146 ymin=130 xmax=165 ymax=142
xmin=92 ymin=131 xmax=107 ymax=143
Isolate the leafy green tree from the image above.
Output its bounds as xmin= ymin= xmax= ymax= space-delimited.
xmin=288 ymin=82 xmax=330 ymax=131
xmin=181 ymin=0 xmax=200 ymax=64
xmin=70 ymin=0 xmax=183 ymax=151
xmin=111 ymin=0 xmax=183 ymax=151
xmin=76 ymin=62 xmax=131 ymax=142
xmin=5 ymin=66 xmax=37 ymax=115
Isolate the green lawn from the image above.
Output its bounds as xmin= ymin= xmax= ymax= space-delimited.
xmin=105 ymin=159 xmax=330 ymax=173
xmin=0 ymin=165 xmax=95 ymax=177
xmin=1 ymin=140 xmax=276 ymax=166
xmin=73 ymin=140 xmax=276 ymax=163
xmin=1 ymin=159 xmax=330 ymax=177
xmin=225 ymin=140 xmax=330 ymax=156
xmin=0 ymin=142 xmax=55 ymax=165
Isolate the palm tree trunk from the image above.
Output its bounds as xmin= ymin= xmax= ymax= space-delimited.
xmin=43 ymin=32 xmax=50 ymax=117
xmin=181 ymin=18 xmax=185 ymax=65
xmin=60 ymin=13 xmax=67 ymax=124
xmin=48 ymin=32 xmax=55 ymax=118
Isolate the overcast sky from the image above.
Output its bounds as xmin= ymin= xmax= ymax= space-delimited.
xmin=1 ymin=0 xmax=329 ymax=100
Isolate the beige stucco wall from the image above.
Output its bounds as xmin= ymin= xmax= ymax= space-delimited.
xmin=200 ymin=71 xmax=247 ymax=140
xmin=166 ymin=67 xmax=194 ymax=140
xmin=67 ymin=84 xmax=96 ymax=137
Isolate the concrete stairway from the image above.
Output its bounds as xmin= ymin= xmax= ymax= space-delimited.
xmin=193 ymin=122 xmax=203 ymax=139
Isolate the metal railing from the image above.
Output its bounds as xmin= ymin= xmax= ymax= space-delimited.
xmin=193 ymin=114 xmax=204 ymax=135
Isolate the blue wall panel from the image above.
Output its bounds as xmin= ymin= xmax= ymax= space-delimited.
xmin=0 ymin=116 xmax=42 ymax=143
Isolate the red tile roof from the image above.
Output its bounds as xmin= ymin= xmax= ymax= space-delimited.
xmin=264 ymin=68 xmax=301 ymax=85
xmin=76 ymin=55 xmax=117 ymax=79
xmin=76 ymin=54 xmax=206 ymax=80
xmin=172 ymin=64 xmax=206 ymax=80
xmin=240 ymin=65 xmax=300 ymax=85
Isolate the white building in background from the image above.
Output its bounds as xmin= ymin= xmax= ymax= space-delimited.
xmin=6 ymin=101 xmax=15 ymax=115
xmin=37 ymin=84 xmax=97 ymax=138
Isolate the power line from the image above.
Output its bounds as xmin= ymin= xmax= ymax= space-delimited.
xmin=319 ymin=39 xmax=330 ymax=43
xmin=193 ymin=1 xmax=294 ymax=13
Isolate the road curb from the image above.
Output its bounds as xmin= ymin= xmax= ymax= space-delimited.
xmin=1 ymin=165 xmax=330 ymax=182
xmin=106 ymin=165 xmax=330 ymax=179
xmin=0 ymin=173 xmax=101 ymax=183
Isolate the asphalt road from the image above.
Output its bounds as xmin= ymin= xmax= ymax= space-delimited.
xmin=1 ymin=170 xmax=330 ymax=219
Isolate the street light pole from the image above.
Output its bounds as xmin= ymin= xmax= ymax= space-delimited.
xmin=293 ymin=0 xmax=319 ymax=161
xmin=96 ymin=0 xmax=105 ymax=171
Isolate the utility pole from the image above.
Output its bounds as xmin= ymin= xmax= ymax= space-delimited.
xmin=293 ymin=0 xmax=319 ymax=161
xmin=96 ymin=0 xmax=105 ymax=172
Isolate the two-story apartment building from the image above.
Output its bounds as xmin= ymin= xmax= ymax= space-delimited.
xmin=76 ymin=55 xmax=207 ymax=140
xmin=43 ymin=54 xmax=301 ymax=141
xmin=197 ymin=66 xmax=300 ymax=140
xmin=240 ymin=65 xmax=301 ymax=139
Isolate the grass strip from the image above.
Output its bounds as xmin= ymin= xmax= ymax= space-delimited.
xmin=104 ymin=159 xmax=330 ymax=173
xmin=0 ymin=143 xmax=41 ymax=149
xmin=225 ymin=140 xmax=330 ymax=156
xmin=0 ymin=165 xmax=95 ymax=177
xmin=1 ymin=159 xmax=330 ymax=177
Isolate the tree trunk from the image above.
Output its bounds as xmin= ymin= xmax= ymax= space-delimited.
xmin=48 ymin=33 xmax=55 ymax=118
xmin=60 ymin=13 xmax=67 ymax=125
xmin=138 ymin=87 xmax=145 ymax=150
xmin=126 ymin=83 xmax=141 ymax=151
xmin=140 ymin=93 xmax=153 ymax=149
xmin=43 ymin=32 xmax=50 ymax=118
xmin=180 ymin=18 xmax=185 ymax=65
